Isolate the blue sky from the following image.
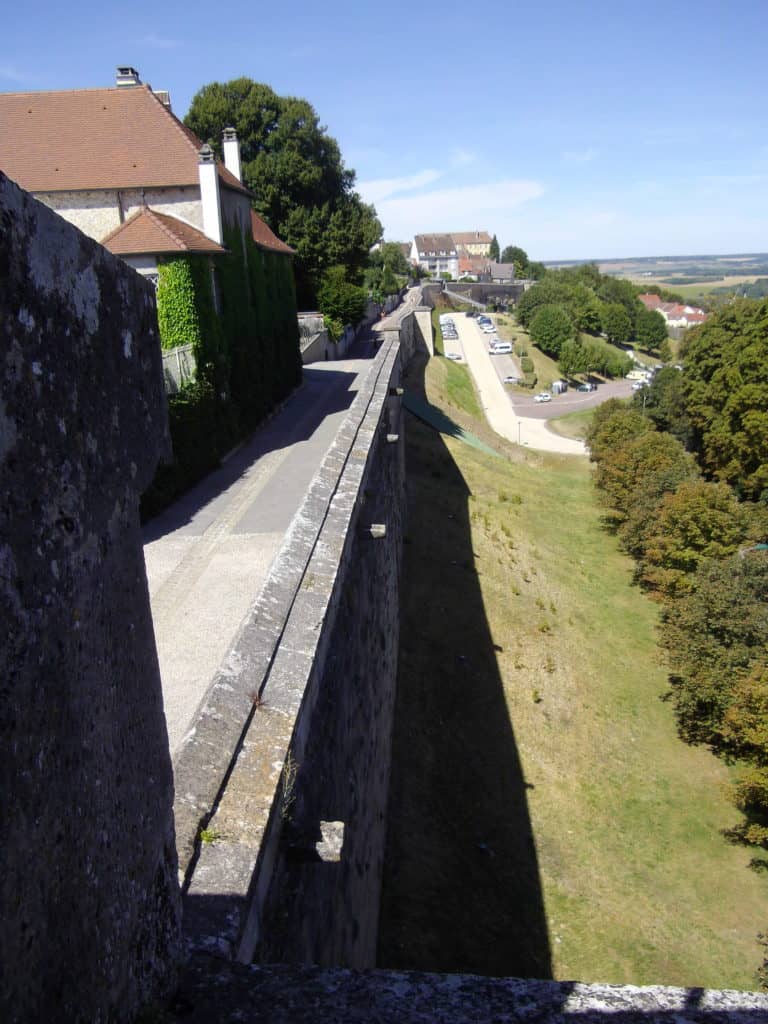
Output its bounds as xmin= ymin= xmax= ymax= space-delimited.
xmin=3 ymin=0 xmax=768 ymax=260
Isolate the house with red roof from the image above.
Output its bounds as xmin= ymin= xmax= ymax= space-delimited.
xmin=0 ymin=66 xmax=292 ymax=280
xmin=638 ymin=294 xmax=708 ymax=329
xmin=0 ymin=67 xmax=300 ymax=421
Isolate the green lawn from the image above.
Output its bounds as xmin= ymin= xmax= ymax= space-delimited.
xmin=547 ymin=406 xmax=595 ymax=440
xmin=380 ymin=352 xmax=768 ymax=989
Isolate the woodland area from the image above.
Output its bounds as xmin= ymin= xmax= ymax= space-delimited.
xmin=585 ymin=299 xmax=768 ymax=885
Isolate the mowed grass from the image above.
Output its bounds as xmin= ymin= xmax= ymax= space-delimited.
xmin=379 ymin=352 xmax=768 ymax=989
xmin=547 ymin=406 xmax=595 ymax=440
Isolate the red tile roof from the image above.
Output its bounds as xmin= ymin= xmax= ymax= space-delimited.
xmin=250 ymin=209 xmax=294 ymax=255
xmin=101 ymin=207 xmax=227 ymax=256
xmin=0 ymin=83 xmax=249 ymax=195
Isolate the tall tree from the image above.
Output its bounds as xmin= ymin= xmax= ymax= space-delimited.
xmin=529 ymin=304 xmax=573 ymax=358
xmin=185 ymin=78 xmax=381 ymax=305
xmin=501 ymin=245 xmax=528 ymax=276
xmin=635 ymin=308 xmax=668 ymax=351
xmin=601 ymin=303 xmax=633 ymax=346
xmin=489 ymin=234 xmax=500 ymax=261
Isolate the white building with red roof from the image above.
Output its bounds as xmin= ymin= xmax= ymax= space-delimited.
xmin=638 ymin=293 xmax=708 ymax=328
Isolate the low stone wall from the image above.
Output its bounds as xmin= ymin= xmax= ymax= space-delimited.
xmin=178 ymin=958 xmax=768 ymax=1022
xmin=300 ymin=327 xmax=333 ymax=363
xmin=176 ymin=336 xmax=405 ymax=968
xmin=0 ymin=173 xmax=181 ymax=1021
xmin=399 ymin=306 xmax=434 ymax=359
xmin=448 ymin=280 xmax=526 ymax=305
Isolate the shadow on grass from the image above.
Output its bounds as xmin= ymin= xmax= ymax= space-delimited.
xmin=377 ymin=350 xmax=553 ymax=980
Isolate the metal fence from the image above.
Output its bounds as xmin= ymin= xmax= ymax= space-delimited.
xmin=161 ymin=343 xmax=196 ymax=394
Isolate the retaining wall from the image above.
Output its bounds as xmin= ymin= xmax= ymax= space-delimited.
xmin=0 ymin=172 xmax=181 ymax=1021
xmin=176 ymin=335 xmax=406 ymax=967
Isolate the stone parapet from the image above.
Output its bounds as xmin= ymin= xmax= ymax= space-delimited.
xmin=177 ymin=957 xmax=768 ymax=1022
xmin=175 ymin=336 xmax=405 ymax=967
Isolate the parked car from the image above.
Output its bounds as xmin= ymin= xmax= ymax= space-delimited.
xmin=577 ymin=383 xmax=597 ymax=392
xmin=490 ymin=342 xmax=512 ymax=354
xmin=503 ymin=375 xmax=521 ymax=384
xmin=631 ymin=381 xmax=646 ymax=391
xmin=534 ymin=391 xmax=552 ymax=403
xmin=446 ymin=352 xmax=462 ymax=361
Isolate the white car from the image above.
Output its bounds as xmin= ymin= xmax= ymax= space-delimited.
xmin=534 ymin=392 xmax=552 ymax=403
xmin=446 ymin=352 xmax=462 ymax=361
xmin=631 ymin=381 xmax=646 ymax=391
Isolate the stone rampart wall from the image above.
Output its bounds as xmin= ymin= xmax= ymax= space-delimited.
xmin=177 ymin=336 xmax=405 ymax=968
xmin=399 ymin=306 xmax=433 ymax=359
xmin=0 ymin=173 xmax=181 ymax=1021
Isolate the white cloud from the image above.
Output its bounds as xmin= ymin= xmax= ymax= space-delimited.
xmin=357 ymin=169 xmax=442 ymax=204
xmin=140 ymin=33 xmax=182 ymax=49
xmin=450 ymin=148 xmax=476 ymax=168
xmin=369 ymin=179 xmax=545 ymax=241
xmin=561 ymin=148 xmax=597 ymax=165
xmin=0 ymin=62 xmax=33 ymax=84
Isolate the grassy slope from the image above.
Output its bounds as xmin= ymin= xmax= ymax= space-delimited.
xmin=379 ymin=353 xmax=768 ymax=989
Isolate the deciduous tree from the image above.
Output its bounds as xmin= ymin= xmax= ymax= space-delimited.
xmin=635 ymin=308 xmax=668 ymax=351
xmin=601 ymin=302 xmax=633 ymax=345
xmin=185 ymin=78 xmax=381 ymax=305
xmin=639 ymin=480 xmax=751 ymax=600
xmin=681 ymin=299 xmax=768 ymax=500
xmin=529 ymin=304 xmax=573 ymax=358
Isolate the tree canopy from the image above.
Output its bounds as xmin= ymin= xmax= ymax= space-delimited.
xmin=529 ymin=304 xmax=573 ymax=358
xmin=635 ymin=308 xmax=668 ymax=352
xmin=681 ymin=299 xmax=768 ymax=500
xmin=185 ymin=78 xmax=381 ymax=305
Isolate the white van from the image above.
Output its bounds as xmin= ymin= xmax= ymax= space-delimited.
xmin=489 ymin=342 xmax=512 ymax=355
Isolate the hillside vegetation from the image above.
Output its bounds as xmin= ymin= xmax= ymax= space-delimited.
xmin=379 ymin=345 xmax=768 ymax=988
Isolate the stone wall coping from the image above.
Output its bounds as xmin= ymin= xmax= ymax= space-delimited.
xmin=176 ymin=956 xmax=768 ymax=1022
xmin=173 ymin=338 xmax=400 ymax=915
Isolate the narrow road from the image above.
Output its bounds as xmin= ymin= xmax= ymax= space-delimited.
xmin=449 ymin=315 xmax=587 ymax=455
xmin=143 ymin=342 xmax=378 ymax=755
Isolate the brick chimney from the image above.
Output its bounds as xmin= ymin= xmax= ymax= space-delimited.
xmin=115 ymin=66 xmax=141 ymax=87
xmin=222 ymin=127 xmax=242 ymax=183
xmin=198 ymin=144 xmax=223 ymax=245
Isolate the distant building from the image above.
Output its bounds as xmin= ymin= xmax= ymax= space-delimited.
xmin=411 ymin=233 xmax=459 ymax=278
xmin=458 ymin=254 xmax=490 ymax=280
xmin=451 ymin=230 xmax=493 ymax=257
xmin=488 ymin=261 xmax=515 ymax=284
xmin=638 ymin=294 xmax=707 ymax=328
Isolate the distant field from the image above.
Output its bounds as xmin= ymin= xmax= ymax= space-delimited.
xmin=629 ymin=274 xmax=762 ymax=297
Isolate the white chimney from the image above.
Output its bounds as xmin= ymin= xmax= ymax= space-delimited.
xmin=222 ymin=127 xmax=242 ymax=183
xmin=198 ymin=144 xmax=223 ymax=245
xmin=116 ymin=66 xmax=141 ymax=87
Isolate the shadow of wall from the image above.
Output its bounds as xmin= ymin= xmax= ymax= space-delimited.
xmin=378 ymin=347 xmax=552 ymax=979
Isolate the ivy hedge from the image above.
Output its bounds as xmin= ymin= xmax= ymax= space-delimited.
xmin=142 ymin=216 xmax=302 ymax=518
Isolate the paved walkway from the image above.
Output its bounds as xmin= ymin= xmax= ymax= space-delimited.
xmin=143 ymin=346 xmax=377 ymax=756
xmin=447 ymin=315 xmax=587 ymax=455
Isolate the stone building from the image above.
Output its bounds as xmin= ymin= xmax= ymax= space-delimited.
xmin=0 ymin=66 xmax=293 ymax=283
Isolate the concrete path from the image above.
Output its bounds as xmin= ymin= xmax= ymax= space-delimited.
xmin=447 ymin=314 xmax=587 ymax=455
xmin=143 ymin=344 xmax=378 ymax=756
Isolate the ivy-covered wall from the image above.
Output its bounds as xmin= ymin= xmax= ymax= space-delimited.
xmin=144 ymin=220 xmax=302 ymax=518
